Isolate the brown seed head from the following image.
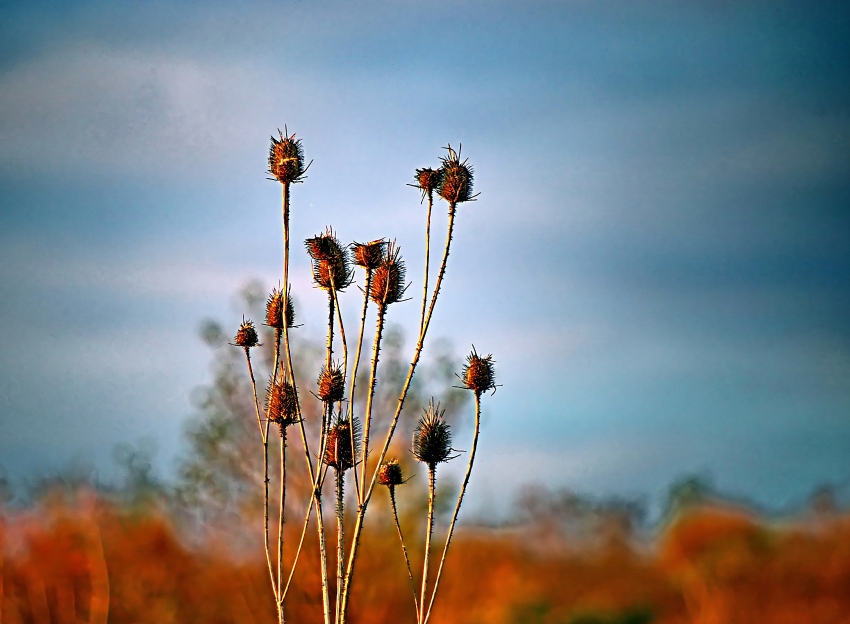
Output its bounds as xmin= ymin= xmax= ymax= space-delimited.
xmin=438 ymin=145 xmax=474 ymax=204
xmin=378 ymin=459 xmax=404 ymax=487
xmin=268 ymin=129 xmax=306 ymax=184
xmin=305 ymin=229 xmax=352 ymax=291
xmin=323 ymin=417 xmax=360 ymax=471
xmin=370 ymin=241 xmax=407 ymax=308
xmin=265 ymin=288 xmax=296 ymax=330
xmin=234 ymin=318 xmax=259 ymax=348
xmin=413 ymin=400 xmax=453 ymax=468
xmin=266 ymin=378 xmax=299 ymax=428
xmin=317 ymin=363 xmax=345 ymax=403
xmin=414 ymin=167 xmax=443 ymax=200
xmin=352 ymin=239 xmax=386 ymax=270
xmin=462 ymin=347 xmax=496 ymax=395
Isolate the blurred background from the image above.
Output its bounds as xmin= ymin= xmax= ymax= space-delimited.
xmin=1 ymin=0 xmax=849 ymax=621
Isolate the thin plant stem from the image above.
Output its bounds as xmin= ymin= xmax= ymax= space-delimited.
xmin=244 ymin=349 xmax=278 ymax=601
xmin=389 ymin=487 xmax=419 ymax=619
xmin=334 ymin=468 xmax=345 ymax=624
xmin=418 ymin=189 xmax=433 ymax=337
xmin=423 ymin=391 xmax=482 ymax=624
xmin=346 ymin=269 xmax=373 ymax=503
xmin=244 ymin=349 xmax=266 ymax=442
xmin=281 ymin=492 xmax=316 ymax=601
xmin=358 ymin=305 xmax=386 ymax=505
xmin=339 ymin=203 xmax=458 ymax=624
xmin=314 ymin=291 xmax=336 ymax=624
xmin=419 ymin=466 xmax=436 ymax=624
xmin=277 ymin=428 xmax=287 ymax=623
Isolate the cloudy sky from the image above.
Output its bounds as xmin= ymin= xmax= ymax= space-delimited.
xmin=1 ymin=0 xmax=848 ymax=513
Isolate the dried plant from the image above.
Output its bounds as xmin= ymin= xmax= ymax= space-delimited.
xmin=231 ymin=132 xmax=497 ymax=624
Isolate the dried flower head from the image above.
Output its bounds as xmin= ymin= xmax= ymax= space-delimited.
xmin=378 ymin=459 xmax=404 ymax=487
xmin=462 ymin=347 xmax=496 ymax=395
xmin=265 ymin=288 xmax=296 ymax=330
xmin=305 ymin=229 xmax=353 ymax=291
xmin=351 ymin=239 xmax=386 ymax=271
xmin=323 ymin=417 xmax=361 ymax=471
xmin=413 ymin=400 xmax=454 ymax=467
xmin=438 ymin=145 xmax=474 ymax=204
xmin=266 ymin=378 xmax=299 ymax=428
xmin=414 ymin=167 xmax=443 ymax=200
xmin=268 ymin=129 xmax=306 ymax=184
xmin=317 ymin=362 xmax=345 ymax=403
xmin=234 ymin=318 xmax=259 ymax=348
xmin=370 ymin=241 xmax=407 ymax=308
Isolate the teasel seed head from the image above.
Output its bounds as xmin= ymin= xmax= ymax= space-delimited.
xmin=438 ymin=145 xmax=475 ymax=204
xmin=305 ymin=228 xmax=353 ymax=291
xmin=323 ymin=416 xmax=361 ymax=471
xmin=351 ymin=239 xmax=386 ymax=271
xmin=462 ymin=347 xmax=496 ymax=395
xmin=378 ymin=459 xmax=404 ymax=487
xmin=413 ymin=400 xmax=454 ymax=468
xmin=316 ymin=362 xmax=345 ymax=403
xmin=414 ymin=167 xmax=443 ymax=201
xmin=265 ymin=288 xmax=296 ymax=330
xmin=268 ymin=128 xmax=306 ymax=184
xmin=266 ymin=378 xmax=299 ymax=428
xmin=234 ymin=318 xmax=259 ymax=348
xmin=370 ymin=241 xmax=407 ymax=308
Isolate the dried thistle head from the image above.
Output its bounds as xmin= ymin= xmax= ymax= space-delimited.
xmin=351 ymin=239 xmax=386 ymax=271
xmin=316 ymin=362 xmax=345 ymax=403
xmin=414 ymin=167 xmax=443 ymax=200
xmin=438 ymin=145 xmax=474 ymax=204
xmin=305 ymin=229 xmax=353 ymax=291
xmin=268 ymin=129 xmax=306 ymax=184
xmin=462 ymin=347 xmax=496 ymax=395
xmin=370 ymin=241 xmax=407 ymax=308
xmin=234 ymin=318 xmax=259 ymax=348
xmin=266 ymin=378 xmax=299 ymax=428
xmin=323 ymin=416 xmax=361 ymax=471
xmin=265 ymin=288 xmax=295 ymax=330
xmin=413 ymin=400 xmax=453 ymax=468
xmin=378 ymin=459 xmax=404 ymax=487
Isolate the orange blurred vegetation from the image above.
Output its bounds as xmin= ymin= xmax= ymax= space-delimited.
xmin=1 ymin=486 xmax=848 ymax=624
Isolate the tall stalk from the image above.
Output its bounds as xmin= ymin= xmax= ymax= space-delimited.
xmin=419 ymin=465 xmax=436 ymax=624
xmin=423 ymin=392 xmax=482 ymax=624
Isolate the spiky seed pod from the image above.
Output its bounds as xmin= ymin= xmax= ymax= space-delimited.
xmin=323 ymin=417 xmax=361 ymax=471
xmin=378 ymin=459 xmax=404 ymax=487
xmin=413 ymin=401 xmax=453 ymax=468
xmin=234 ymin=319 xmax=259 ymax=348
xmin=305 ymin=229 xmax=353 ymax=291
xmin=370 ymin=242 xmax=407 ymax=307
xmin=265 ymin=288 xmax=296 ymax=329
xmin=462 ymin=348 xmax=496 ymax=395
xmin=266 ymin=379 xmax=299 ymax=427
xmin=438 ymin=145 xmax=474 ymax=204
xmin=414 ymin=167 xmax=443 ymax=199
xmin=351 ymin=239 xmax=386 ymax=270
xmin=317 ymin=363 xmax=345 ymax=403
xmin=268 ymin=129 xmax=306 ymax=184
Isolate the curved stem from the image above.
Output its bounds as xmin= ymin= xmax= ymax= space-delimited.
xmin=335 ymin=468 xmax=346 ymax=624
xmin=419 ymin=466 xmax=436 ymax=624
xmin=346 ymin=269 xmax=373 ymax=503
xmin=244 ymin=349 xmax=266 ymax=442
xmin=339 ymin=203 xmax=458 ymax=624
xmin=277 ymin=428 xmax=286 ymax=623
xmin=423 ymin=392 xmax=482 ymax=624
xmin=389 ymin=487 xmax=419 ymax=619
xmin=358 ymin=305 xmax=386 ymax=505
xmin=419 ymin=190 xmax=433 ymax=337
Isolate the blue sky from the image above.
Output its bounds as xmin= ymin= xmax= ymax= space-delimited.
xmin=1 ymin=0 xmax=848 ymax=513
